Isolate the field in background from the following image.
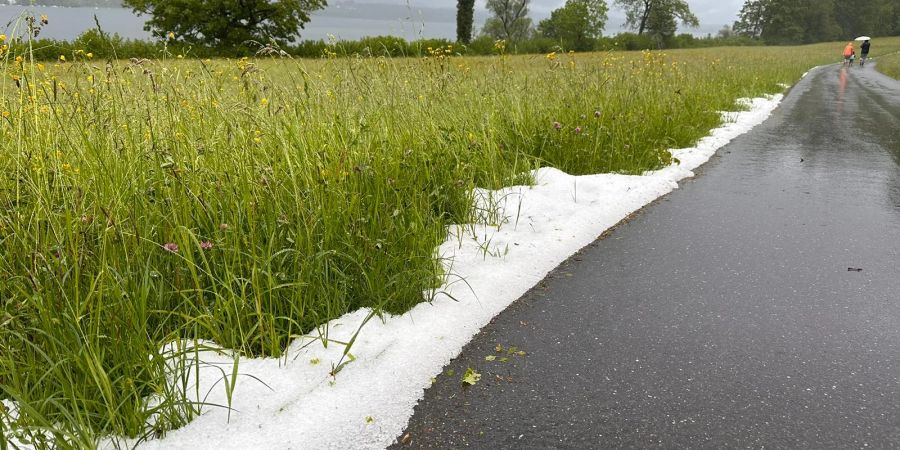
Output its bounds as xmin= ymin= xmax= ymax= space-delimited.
xmin=874 ymin=51 xmax=900 ymax=79
xmin=3 ymin=36 xmax=900 ymax=447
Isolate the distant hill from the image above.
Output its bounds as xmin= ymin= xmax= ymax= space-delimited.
xmin=2 ymin=0 xmax=123 ymax=6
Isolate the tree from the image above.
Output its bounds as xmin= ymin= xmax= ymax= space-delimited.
xmin=833 ymin=0 xmax=899 ymax=38
xmin=644 ymin=3 xmax=677 ymax=46
xmin=538 ymin=0 xmax=608 ymax=51
xmin=733 ymin=0 xmax=900 ymax=44
xmin=123 ymin=0 xmax=327 ymax=48
xmin=457 ymin=0 xmax=476 ymax=44
xmin=733 ymin=0 xmax=768 ymax=39
xmin=745 ymin=0 xmax=839 ymax=44
xmin=483 ymin=0 xmax=533 ymax=43
xmin=614 ymin=0 xmax=698 ymax=36
xmin=717 ymin=24 xmax=734 ymax=39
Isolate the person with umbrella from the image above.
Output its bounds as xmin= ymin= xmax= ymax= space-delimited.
xmin=857 ymin=36 xmax=871 ymax=67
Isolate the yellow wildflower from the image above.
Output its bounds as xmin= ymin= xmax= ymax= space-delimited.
xmin=58 ymin=55 xmax=66 ymax=62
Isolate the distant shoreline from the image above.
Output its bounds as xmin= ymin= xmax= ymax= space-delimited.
xmin=1 ymin=2 xmax=123 ymax=7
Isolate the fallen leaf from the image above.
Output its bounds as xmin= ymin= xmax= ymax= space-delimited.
xmin=462 ymin=367 xmax=481 ymax=385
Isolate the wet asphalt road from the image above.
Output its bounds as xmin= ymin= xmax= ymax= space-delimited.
xmin=392 ymin=64 xmax=900 ymax=449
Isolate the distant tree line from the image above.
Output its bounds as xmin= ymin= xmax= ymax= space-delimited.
xmin=465 ymin=0 xmax=899 ymax=50
xmin=733 ymin=0 xmax=900 ymax=44
xmin=468 ymin=0 xmax=700 ymax=50
xmin=10 ymin=27 xmax=762 ymax=63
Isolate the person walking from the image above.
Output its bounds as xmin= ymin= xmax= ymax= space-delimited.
xmin=860 ymin=40 xmax=871 ymax=66
xmin=843 ymin=42 xmax=855 ymax=67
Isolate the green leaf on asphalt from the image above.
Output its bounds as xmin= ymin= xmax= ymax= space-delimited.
xmin=462 ymin=367 xmax=481 ymax=385
xmin=485 ymin=355 xmax=496 ymax=361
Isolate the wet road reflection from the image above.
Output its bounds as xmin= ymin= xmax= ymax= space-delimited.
xmin=837 ymin=66 xmax=848 ymax=114
xmin=395 ymin=65 xmax=900 ymax=449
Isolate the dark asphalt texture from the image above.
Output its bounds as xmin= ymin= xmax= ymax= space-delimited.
xmin=392 ymin=64 xmax=900 ymax=449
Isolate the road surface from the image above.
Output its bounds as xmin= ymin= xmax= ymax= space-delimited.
xmin=393 ymin=63 xmax=900 ymax=448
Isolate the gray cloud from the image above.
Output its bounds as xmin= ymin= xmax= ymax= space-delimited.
xmin=326 ymin=0 xmax=746 ymax=36
xmin=482 ymin=0 xmax=746 ymax=32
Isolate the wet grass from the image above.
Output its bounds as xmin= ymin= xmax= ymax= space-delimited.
xmin=874 ymin=50 xmax=900 ymax=79
xmin=2 ymin=36 xmax=900 ymax=447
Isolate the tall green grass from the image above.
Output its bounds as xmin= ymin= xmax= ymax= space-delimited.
xmin=874 ymin=51 xmax=900 ymax=79
xmin=2 ymin=36 xmax=900 ymax=447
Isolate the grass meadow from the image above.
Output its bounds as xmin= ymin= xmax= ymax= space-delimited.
xmin=874 ymin=50 xmax=900 ymax=79
xmin=2 ymin=33 xmax=900 ymax=447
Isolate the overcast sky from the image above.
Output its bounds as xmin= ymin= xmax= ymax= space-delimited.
xmin=504 ymin=0 xmax=744 ymax=21
xmin=500 ymin=0 xmax=746 ymax=33
xmin=325 ymin=0 xmax=748 ymax=36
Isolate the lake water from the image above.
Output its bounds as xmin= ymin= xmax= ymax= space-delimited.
xmin=0 ymin=5 xmax=466 ymax=42
xmin=0 ymin=5 xmax=150 ymax=40
xmin=0 ymin=5 xmax=722 ymax=44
